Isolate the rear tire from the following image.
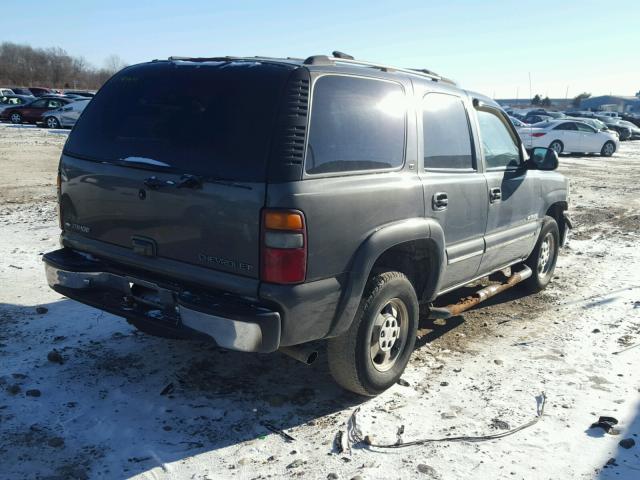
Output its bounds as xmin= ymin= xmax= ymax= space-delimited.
xmin=10 ymin=112 xmax=22 ymax=124
xmin=45 ymin=116 xmax=60 ymax=129
xmin=522 ymin=216 xmax=559 ymax=293
xmin=327 ymin=271 xmax=419 ymax=396
xmin=549 ymin=140 xmax=563 ymax=155
xmin=601 ymin=141 xmax=615 ymax=157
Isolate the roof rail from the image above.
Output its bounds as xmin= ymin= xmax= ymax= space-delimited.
xmin=302 ymin=54 xmax=456 ymax=85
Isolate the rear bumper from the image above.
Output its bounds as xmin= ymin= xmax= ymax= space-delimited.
xmin=43 ymin=248 xmax=281 ymax=353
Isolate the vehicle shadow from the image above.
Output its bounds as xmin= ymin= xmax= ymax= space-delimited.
xmin=0 ymin=299 xmax=363 ymax=478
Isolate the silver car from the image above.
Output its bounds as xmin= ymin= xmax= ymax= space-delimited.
xmin=41 ymin=98 xmax=90 ymax=128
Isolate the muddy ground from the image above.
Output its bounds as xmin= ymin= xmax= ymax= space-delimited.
xmin=0 ymin=124 xmax=639 ymax=480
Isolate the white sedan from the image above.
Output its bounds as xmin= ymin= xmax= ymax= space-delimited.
xmin=518 ymin=119 xmax=619 ymax=157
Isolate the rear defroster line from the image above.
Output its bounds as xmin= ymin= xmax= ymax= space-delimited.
xmin=344 ymin=392 xmax=546 ymax=450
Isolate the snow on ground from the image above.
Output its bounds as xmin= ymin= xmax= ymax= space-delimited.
xmin=0 ymin=123 xmax=639 ymax=479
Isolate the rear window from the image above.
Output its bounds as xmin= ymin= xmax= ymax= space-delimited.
xmin=64 ymin=61 xmax=292 ymax=181
xmin=305 ymin=75 xmax=405 ymax=174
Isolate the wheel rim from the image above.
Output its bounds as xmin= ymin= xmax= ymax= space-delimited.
xmin=369 ymin=298 xmax=409 ymax=372
xmin=604 ymin=143 xmax=614 ymax=155
xmin=551 ymin=142 xmax=562 ymax=153
xmin=11 ymin=113 xmax=20 ymax=123
xmin=537 ymin=232 xmax=555 ymax=277
xmin=47 ymin=117 xmax=57 ymax=128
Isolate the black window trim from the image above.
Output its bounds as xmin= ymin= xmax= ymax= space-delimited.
xmin=303 ymin=72 xmax=408 ymax=179
xmin=422 ymin=91 xmax=477 ymax=173
xmin=474 ymin=103 xmax=525 ymax=172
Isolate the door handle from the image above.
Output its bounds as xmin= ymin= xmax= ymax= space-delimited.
xmin=490 ymin=187 xmax=502 ymax=203
xmin=432 ymin=192 xmax=448 ymax=210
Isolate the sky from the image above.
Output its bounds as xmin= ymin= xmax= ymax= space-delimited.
xmin=4 ymin=0 xmax=639 ymax=99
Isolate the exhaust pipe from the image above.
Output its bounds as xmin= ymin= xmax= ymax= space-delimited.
xmin=428 ymin=265 xmax=532 ymax=319
xmin=279 ymin=345 xmax=318 ymax=365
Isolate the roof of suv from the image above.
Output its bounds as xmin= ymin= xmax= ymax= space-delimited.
xmin=156 ymin=53 xmax=498 ymax=108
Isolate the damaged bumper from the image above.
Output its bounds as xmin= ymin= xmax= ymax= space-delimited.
xmin=43 ymin=248 xmax=281 ymax=353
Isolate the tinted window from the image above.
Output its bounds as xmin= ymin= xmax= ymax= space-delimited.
xmin=31 ymin=99 xmax=47 ymax=108
xmin=576 ymin=122 xmax=596 ymax=133
xmin=65 ymin=61 xmax=291 ymax=181
xmin=305 ymin=76 xmax=405 ymax=174
xmin=422 ymin=93 xmax=473 ymax=169
xmin=476 ymin=109 xmax=521 ymax=169
xmin=554 ymin=122 xmax=577 ymax=131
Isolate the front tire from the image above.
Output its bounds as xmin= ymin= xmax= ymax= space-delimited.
xmin=601 ymin=141 xmax=615 ymax=157
xmin=549 ymin=140 xmax=563 ymax=155
xmin=327 ymin=271 xmax=419 ymax=396
xmin=522 ymin=216 xmax=559 ymax=293
xmin=10 ymin=112 xmax=22 ymax=124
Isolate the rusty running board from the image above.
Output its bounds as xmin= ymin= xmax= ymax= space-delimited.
xmin=428 ymin=265 xmax=532 ymax=319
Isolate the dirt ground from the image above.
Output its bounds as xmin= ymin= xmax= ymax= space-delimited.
xmin=0 ymin=123 xmax=639 ymax=480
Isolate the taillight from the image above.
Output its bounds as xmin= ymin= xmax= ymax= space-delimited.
xmin=532 ymin=132 xmax=546 ymax=137
xmin=261 ymin=209 xmax=307 ymax=284
xmin=56 ymin=170 xmax=63 ymax=230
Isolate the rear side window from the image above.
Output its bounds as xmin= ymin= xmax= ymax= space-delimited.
xmin=422 ymin=93 xmax=473 ymax=170
xmin=64 ymin=61 xmax=292 ymax=181
xmin=554 ymin=122 xmax=577 ymax=131
xmin=305 ymin=75 xmax=405 ymax=174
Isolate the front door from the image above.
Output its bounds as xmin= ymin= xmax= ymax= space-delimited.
xmin=474 ymin=106 xmax=539 ymax=274
xmin=575 ymin=122 xmax=600 ymax=151
xmin=419 ymin=91 xmax=488 ymax=290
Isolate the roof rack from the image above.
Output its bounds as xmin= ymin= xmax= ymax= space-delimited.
xmin=303 ymin=53 xmax=456 ymax=85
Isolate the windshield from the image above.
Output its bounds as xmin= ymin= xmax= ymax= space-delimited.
xmin=64 ymin=61 xmax=293 ymax=181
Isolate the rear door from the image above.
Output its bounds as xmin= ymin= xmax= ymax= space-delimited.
xmin=22 ymin=98 xmax=47 ymax=121
xmin=552 ymin=122 xmax=580 ymax=151
xmin=474 ymin=105 xmax=539 ymax=274
xmin=60 ymin=61 xmax=293 ymax=279
xmin=419 ymin=91 xmax=488 ymax=289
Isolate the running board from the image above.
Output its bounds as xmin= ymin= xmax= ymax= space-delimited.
xmin=428 ymin=266 xmax=532 ymax=319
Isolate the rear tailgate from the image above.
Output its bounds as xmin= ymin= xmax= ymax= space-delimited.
xmin=59 ymin=60 xmax=294 ymax=286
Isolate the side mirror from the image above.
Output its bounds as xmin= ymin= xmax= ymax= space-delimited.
xmin=529 ymin=147 xmax=558 ymax=171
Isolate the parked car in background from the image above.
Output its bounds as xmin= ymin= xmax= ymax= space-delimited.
xmin=595 ymin=117 xmax=632 ymax=140
xmin=0 ymin=94 xmax=35 ymax=114
xmin=509 ymin=115 xmax=527 ymax=128
xmin=565 ymin=116 xmax=616 ymax=134
xmin=621 ymin=113 xmax=640 ymax=128
xmin=28 ymin=87 xmax=54 ymax=97
xmin=597 ymin=111 xmax=620 ymax=119
xmin=520 ymin=119 xmax=619 ymax=156
xmin=0 ymin=96 xmax=75 ymax=125
xmin=41 ymin=98 xmax=90 ymax=128
xmin=0 ymin=88 xmax=14 ymax=96
xmin=62 ymin=90 xmax=95 ymax=98
xmin=8 ymin=87 xmax=33 ymax=96
xmin=523 ymin=114 xmax=552 ymax=124
xmin=615 ymin=120 xmax=640 ymax=139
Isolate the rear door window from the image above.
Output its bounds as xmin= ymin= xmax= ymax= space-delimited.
xmin=422 ymin=93 xmax=474 ymax=170
xmin=64 ymin=61 xmax=292 ymax=181
xmin=554 ymin=122 xmax=577 ymax=131
xmin=305 ymin=75 xmax=405 ymax=174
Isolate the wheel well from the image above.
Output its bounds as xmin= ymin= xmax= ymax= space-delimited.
xmin=370 ymin=239 xmax=439 ymax=302
xmin=546 ymin=202 xmax=568 ymax=241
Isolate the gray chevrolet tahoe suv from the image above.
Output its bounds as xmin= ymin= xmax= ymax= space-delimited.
xmin=43 ymin=54 xmax=570 ymax=396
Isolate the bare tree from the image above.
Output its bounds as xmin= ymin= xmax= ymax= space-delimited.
xmin=0 ymin=42 xmax=126 ymax=90
xmin=103 ymin=54 xmax=127 ymax=75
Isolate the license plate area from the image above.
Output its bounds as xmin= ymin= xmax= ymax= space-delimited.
xmin=125 ymin=278 xmax=179 ymax=322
